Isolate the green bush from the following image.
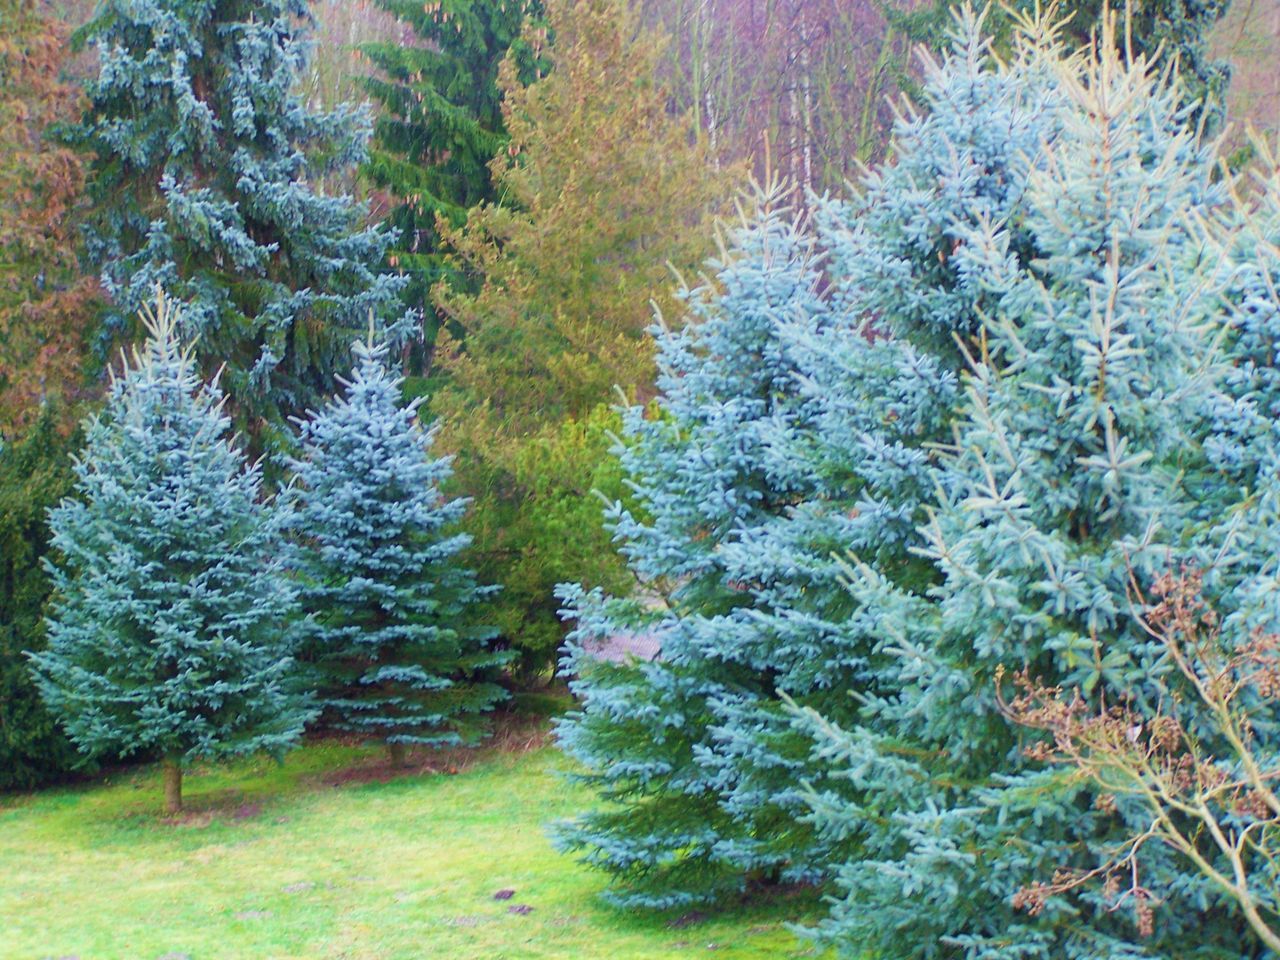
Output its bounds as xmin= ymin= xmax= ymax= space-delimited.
xmin=453 ymin=404 xmax=632 ymax=679
xmin=0 ymin=409 xmax=82 ymax=790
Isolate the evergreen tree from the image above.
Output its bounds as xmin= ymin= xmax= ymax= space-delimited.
xmin=1207 ymin=136 xmax=1280 ymax=481
xmin=555 ymin=8 xmax=1060 ymax=908
xmin=554 ymin=184 xmax=831 ymax=906
xmin=799 ymin=18 xmax=1268 ymax=957
xmin=31 ymin=294 xmax=309 ymax=814
xmin=0 ymin=409 xmax=83 ymax=791
xmin=434 ymin=0 xmax=732 ymax=675
xmin=289 ymin=334 xmax=507 ymax=765
xmin=78 ymin=0 xmax=411 ymax=457
xmin=893 ymin=0 xmax=1229 ymax=128
xmin=560 ymin=6 xmax=1271 ymax=951
xmin=362 ymin=0 xmax=545 ymax=367
xmin=1057 ymin=0 xmax=1231 ymax=128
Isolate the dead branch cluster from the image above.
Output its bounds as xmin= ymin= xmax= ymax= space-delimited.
xmin=999 ymin=568 xmax=1280 ymax=950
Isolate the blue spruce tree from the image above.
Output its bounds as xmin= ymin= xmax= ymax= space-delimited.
xmin=31 ymin=293 xmax=309 ymax=814
xmin=703 ymin=15 xmax=1065 ymax=873
xmin=554 ymin=182 xmax=836 ymax=906
xmin=78 ymin=0 xmax=411 ymax=456
xmin=1206 ymin=137 xmax=1280 ymax=483
xmin=554 ymin=8 xmax=1061 ymax=909
xmin=799 ymin=15 xmax=1276 ymax=957
xmin=289 ymin=334 xmax=507 ymax=767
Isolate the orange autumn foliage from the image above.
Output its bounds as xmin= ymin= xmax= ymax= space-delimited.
xmin=0 ymin=0 xmax=100 ymax=435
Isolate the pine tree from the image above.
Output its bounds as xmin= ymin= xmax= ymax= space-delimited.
xmin=362 ymin=0 xmax=545 ymax=367
xmin=433 ymin=0 xmax=732 ymax=674
xmin=31 ymin=294 xmax=309 ymax=814
xmin=289 ymin=334 xmax=507 ymax=765
xmin=78 ymin=0 xmax=411 ymax=457
xmin=0 ymin=408 xmax=83 ymax=790
xmin=0 ymin=0 xmax=100 ymax=435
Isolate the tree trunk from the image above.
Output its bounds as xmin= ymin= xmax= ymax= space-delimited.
xmin=163 ymin=758 xmax=183 ymax=815
xmin=388 ymin=741 xmax=408 ymax=768
xmin=799 ymin=8 xmax=813 ymax=196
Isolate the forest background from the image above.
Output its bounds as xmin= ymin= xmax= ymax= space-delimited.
xmin=4 ymin=0 xmax=1278 ymax=788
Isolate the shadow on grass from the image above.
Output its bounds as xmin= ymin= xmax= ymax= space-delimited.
xmin=8 ymin=712 xmax=557 ymax=844
xmin=313 ymin=711 xmax=553 ymax=788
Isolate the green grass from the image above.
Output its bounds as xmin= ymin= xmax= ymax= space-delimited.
xmin=0 ymin=728 xmax=824 ymax=960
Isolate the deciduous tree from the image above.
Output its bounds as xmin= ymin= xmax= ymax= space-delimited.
xmin=637 ymin=0 xmax=921 ymax=190
xmin=0 ymin=0 xmax=100 ymax=435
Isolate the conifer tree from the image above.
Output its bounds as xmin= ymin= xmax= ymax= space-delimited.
xmin=289 ymin=334 xmax=507 ymax=765
xmin=555 ymin=183 xmax=833 ymax=906
xmin=555 ymin=8 xmax=1060 ymax=907
xmin=362 ymin=0 xmax=545 ymax=366
xmin=562 ymin=7 xmax=1271 ymax=950
xmin=433 ymin=0 xmax=732 ymax=674
xmin=31 ymin=294 xmax=309 ymax=814
xmin=78 ymin=0 xmax=411 ymax=456
xmin=798 ymin=18 xmax=1269 ymax=958
xmin=1057 ymin=0 xmax=1230 ymax=127
xmin=1208 ymin=136 xmax=1280 ymax=480
xmin=897 ymin=0 xmax=1230 ymax=127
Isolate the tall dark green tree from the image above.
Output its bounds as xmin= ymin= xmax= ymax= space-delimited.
xmin=78 ymin=0 xmax=412 ymax=458
xmin=362 ymin=0 xmax=545 ymax=369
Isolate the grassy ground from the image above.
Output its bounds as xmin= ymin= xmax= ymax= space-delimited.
xmin=0 ymin=719 xmax=824 ymax=960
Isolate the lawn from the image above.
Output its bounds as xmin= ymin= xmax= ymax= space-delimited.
xmin=0 ymin=718 xmax=824 ymax=960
